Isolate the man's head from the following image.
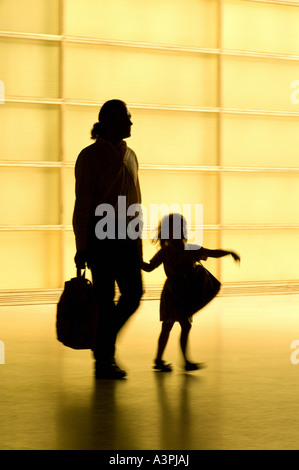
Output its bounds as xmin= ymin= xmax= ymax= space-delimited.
xmin=91 ymin=99 xmax=132 ymax=143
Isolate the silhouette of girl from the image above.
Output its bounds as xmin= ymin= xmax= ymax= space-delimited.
xmin=142 ymin=213 xmax=240 ymax=372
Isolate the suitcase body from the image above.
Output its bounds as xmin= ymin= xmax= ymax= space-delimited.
xmin=56 ymin=270 xmax=98 ymax=350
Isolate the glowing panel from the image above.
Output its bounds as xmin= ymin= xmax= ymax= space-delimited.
xmin=222 ymin=56 xmax=298 ymax=112
xmin=65 ymin=44 xmax=218 ymax=107
xmin=0 ymin=39 xmax=60 ymax=98
xmin=0 ymin=0 xmax=60 ymax=34
xmin=65 ymin=0 xmax=218 ymax=48
xmin=130 ymin=109 xmax=218 ymax=167
xmin=222 ymin=173 xmax=299 ymax=225
xmin=0 ymin=103 xmax=60 ymax=162
xmin=222 ymin=230 xmax=299 ymax=282
xmin=0 ymin=168 xmax=60 ymax=225
xmin=223 ymin=0 xmax=299 ymax=55
xmin=0 ymin=231 xmax=60 ymax=289
xmin=222 ymin=114 xmax=299 ymax=168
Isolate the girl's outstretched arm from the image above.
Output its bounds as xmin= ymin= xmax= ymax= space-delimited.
xmin=141 ymin=250 xmax=163 ymax=272
xmin=203 ymin=249 xmax=240 ymax=263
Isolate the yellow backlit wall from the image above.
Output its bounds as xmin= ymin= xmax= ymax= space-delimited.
xmin=0 ymin=0 xmax=299 ymax=294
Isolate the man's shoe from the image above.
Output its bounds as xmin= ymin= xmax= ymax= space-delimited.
xmin=95 ymin=362 xmax=127 ymax=380
xmin=184 ymin=361 xmax=205 ymax=371
xmin=153 ymin=359 xmax=172 ymax=372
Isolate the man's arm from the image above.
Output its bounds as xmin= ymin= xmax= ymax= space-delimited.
xmin=73 ymin=152 xmax=94 ymax=267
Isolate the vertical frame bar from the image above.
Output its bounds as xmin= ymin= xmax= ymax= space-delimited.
xmin=217 ymin=0 xmax=224 ymax=282
xmin=59 ymin=0 xmax=66 ymax=287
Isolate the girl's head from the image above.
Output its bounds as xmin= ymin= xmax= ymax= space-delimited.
xmin=156 ymin=213 xmax=188 ymax=248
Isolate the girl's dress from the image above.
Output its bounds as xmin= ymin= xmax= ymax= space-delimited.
xmin=147 ymin=243 xmax=221 ymax=322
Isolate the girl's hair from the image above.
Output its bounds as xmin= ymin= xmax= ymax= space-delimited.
xmin=155 ymin=213 xmax=188 ymax=248
xmin=90 ymin=99 xmax=127 ymax=140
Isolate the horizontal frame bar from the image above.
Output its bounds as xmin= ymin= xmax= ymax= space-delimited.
xmin=4 ymin=97 xmax=299 ymax=119
xmin=0 ymin=224 xmax=298 ymax=232
xmin=1 ymin=30 xmax=299 ymax=62
xmin=1 ymin=161 xmax=299 ymax=174
xmin=248 ymin=0 xmax=299 ymax=6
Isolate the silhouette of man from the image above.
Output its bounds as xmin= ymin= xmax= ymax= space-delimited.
xmin=73 ymin=99 xmax=143 ymax=379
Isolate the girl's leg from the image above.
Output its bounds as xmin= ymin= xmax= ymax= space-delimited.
xmin=154 ymin=321 xmax=174 ymax=371
xmin=156 ymin=320 xmax=174 ymax=361
xmin=179 ymin=318 xmax=205 ymax=371
xmin=178 ymin=318 xmax=192 ymax=363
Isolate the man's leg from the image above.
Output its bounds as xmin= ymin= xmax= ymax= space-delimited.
xmin=114 ymin=239 xmax=143 ymax=334
xmin=91 ymin=262 xmax=116 ymax=365
xmin=90 ymin=240 xmax=126 ymax=378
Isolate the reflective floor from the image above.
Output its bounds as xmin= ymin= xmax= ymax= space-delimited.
xmin=1 ymin=294 xmax=299 ymax=450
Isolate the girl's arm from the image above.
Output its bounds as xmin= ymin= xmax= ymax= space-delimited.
xmin=141 ymin=261 xmax=156 ymax=272
xmin=141 ymin=250 xmax=163 ymax=272
xmin=203 ymin=249 xmax=240 ymax=263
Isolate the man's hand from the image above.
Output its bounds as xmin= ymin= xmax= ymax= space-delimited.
xmin=74 ymin=250 xmax=88 ymax=269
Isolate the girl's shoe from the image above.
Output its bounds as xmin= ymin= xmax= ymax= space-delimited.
xmin=184 ymin=361 xmax=205 ymax=371
xmin=153 ymin=359 xmax=172 ymax=372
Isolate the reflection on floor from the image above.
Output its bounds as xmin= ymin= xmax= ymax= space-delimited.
xmin=0 ymin=294 xmax=299 ymax=450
